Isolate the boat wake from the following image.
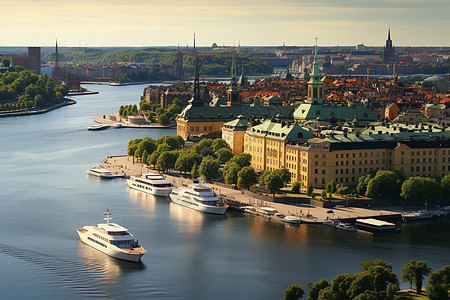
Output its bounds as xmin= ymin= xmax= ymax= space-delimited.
xmin=0 ymin=243 xmax=114 ymax=298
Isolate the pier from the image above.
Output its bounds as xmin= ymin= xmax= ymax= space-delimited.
xmin=100 ymin=155 xmax=402 ymax=224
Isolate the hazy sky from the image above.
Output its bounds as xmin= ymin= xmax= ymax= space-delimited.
xmin=1 ymin=0 xmax=449 ymax=47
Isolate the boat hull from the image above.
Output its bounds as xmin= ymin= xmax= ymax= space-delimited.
xmin=127 ymin=179 xmax=171 ymax=197
xmin=169 ymin=194 xmax=228 ymax=215
xmin=77 ymin=228 xmax=144 ymax=262
xmin=87 ymin=170 xmax=115 ymax=178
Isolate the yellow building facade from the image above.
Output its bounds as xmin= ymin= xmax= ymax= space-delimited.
xmin=245 ymin=128 xmax=450 ymax=188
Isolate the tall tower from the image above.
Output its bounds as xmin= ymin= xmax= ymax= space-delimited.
xmin=54 ymin=39 xmax=59 ymax=83
xmin=383 ymin=27 xmax=395 ymax=64
xmin=188 ymin=34 xmax=203 ymax=106
xmin=227 ymin=52 xmax=240 ymax=106
xmin=306 ymin=39 xmax=324 ymax=105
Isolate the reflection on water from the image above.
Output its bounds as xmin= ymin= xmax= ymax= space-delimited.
xmin=77 ymin=240 xmax=146 ymax=298
xmin=128 ymin=188 xmax=160 ymax=212
xmin=169 ymin=202 xmax=205 ymax=233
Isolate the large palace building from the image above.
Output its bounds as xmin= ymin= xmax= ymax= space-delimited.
xmin=176 ymin=51 xmax=294 ymax=139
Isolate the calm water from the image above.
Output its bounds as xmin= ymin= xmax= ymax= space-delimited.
xmin=0 ymin=84 xmax=449 ymax=299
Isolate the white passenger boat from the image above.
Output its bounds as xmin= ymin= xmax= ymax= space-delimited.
xmin=323 ymin=219 xmax=340 ymax=227
xmin=402 ymin=210 xmax=434 ymax=221
xmin=282 ymin=215 xmax=302 ymax=224
xmin=127 ymin=173 xmax=172 ymax=197
xmin=87 ymin=167 xmax=116 ymax=178
xmin=336 ymin=222 xmax=356 ymax=232
xmin=169 ymin=184 xmax=228 ymax=214
xmin=76 ymin=210 xmax=146 ymax=262
xmin=88 ymin=124 xmax=110 ymax=130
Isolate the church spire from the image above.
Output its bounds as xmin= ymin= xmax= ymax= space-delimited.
xmin=227 ymin=51 xmax=240 ymax=106
xmin=388 ymin=25 xmax=391 ymax=40
xmin=306 ymin=38 xmax=323 ymax=104
xmin=189 ymin=33 xmax=202 ymax=106
xmin=54 ymin=39 xmax=59 ymax=83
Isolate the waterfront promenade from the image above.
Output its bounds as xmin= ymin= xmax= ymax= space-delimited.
xmin=101 ymin=155 xmax=401 ymax=223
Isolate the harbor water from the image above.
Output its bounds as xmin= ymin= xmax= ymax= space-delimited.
xmin=0 ymin=83 xmax=449 ymax=299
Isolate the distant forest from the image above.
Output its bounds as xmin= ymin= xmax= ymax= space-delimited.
xmin=43 ymin=48 xmax=273 ymax=77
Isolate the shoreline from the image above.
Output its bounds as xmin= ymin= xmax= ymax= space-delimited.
xmin=93 ymin=112 xmax=175 ymax=129
xmin=99 ymin=155 xmax=402 ymax=224
xmin=0 ymin=98 xmax=76 ymax=118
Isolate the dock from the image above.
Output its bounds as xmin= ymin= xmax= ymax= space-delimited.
xmin=100 ymin=155 xmax=403 ymax=224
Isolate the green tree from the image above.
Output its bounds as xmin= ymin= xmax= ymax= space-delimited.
xmin=284 ymin=284 xmax=304 ymax=300
xmin=157 ymin=143 xmax=172 ymax=153
xmin=265 ymin=172 xmax=284 ymax=196
xmin=306 ymin=186 xmax=314 ymax=197
xmin=229 ymin=153 xmax=252 ymax=168
xmin=401 ymin=177 xmax=442 ymax=204
xmin=191 ymin=163 xmax=200 ymax=178
xmin=272 ymin=168 xmax=291 ymax=186
xmin=148 ymin=151 xmax=161 ymax=168
xmin=157 ymin=113 xmax=169 ymax=125
xmin=291 ymin=180 xmax=302 ymax=193
xmin=441 ymin=174 xmax=450 ymax=200
xmin=175 ymin=151 xmax=202 ymax=174
xmin=224 ymin=162 xmax=241 ymax=185
xmin=211 ymin=138 xmax=230 ymax=152
xmin=426 ymin=265 xmax=450 ymax=300
xmin=156 ymin=151 xmax=179 ymax=172
xmin=260 ymin=170 xmax=272 ymax=186
xmin=360 ymin=258 xmax=392 ymax=272
xmin=401 ymin=259 xmax=432 ymax=294
xmin=307 ymin=279 xmax=329 ymax=300
xmin=199 ymin=157 xmax=221 ymax=181
xmin=192 ymin=138 xmax=213 ymax=153
xmin=365 ymin=171 xmax=400 ymax=198
xmin=216 ymin=147 xmax=233 ymax=164
xmin=237 ymin=166 xmax=258 ymax=190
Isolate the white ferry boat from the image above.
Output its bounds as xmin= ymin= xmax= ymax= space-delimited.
xmin=87 ymin=167 xmax=116 ymax=178
xmin=88 ymin=124 xmax=110 ymax=131
xmin=127 ymin=173 xmax=172 ymax=197
xmin=76 ymin=210 xmax=146 ymax=262
xmin=169 ymin=184 xmax=228 ymax=215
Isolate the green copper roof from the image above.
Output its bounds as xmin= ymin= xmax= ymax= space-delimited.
xmin=223 ymin=115 xmax=248 ymax=130
xmin=308 ymin=46 xmax=322 ymax=85
xmin=178 ymin=103 xmax=295 ymax=123
xmin=247 ymin=119 xmax=314 ymax=141
xmin=293 ymin=103 xmax=377 ymax=121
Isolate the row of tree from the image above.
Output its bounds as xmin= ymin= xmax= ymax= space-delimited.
xmin=284 ymin=259 xmax=449 ymax=300
xmin=139 ymin=98 xmax=182 ymax=125
xmin=0 ymin=69 xmax=69 ymax=112
xmin=127 ymin=135 xmax=296 ymax=194
xmin=356 ymin=170 xmax=450 ymax=205
xmin=118 ymin=104 xmax=138 ymax=119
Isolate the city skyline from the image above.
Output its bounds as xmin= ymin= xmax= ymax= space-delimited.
xmin=1 ymin=0 xmax=449 ymax=47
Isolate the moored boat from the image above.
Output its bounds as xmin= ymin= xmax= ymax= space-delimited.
xmin=402 ymin=210 xmax=434 ymax=221
xmin=76 ymin=210 xmax=146 ymax=262
xmin=169 ymin=183 xmax=228 ymax=215
xmin=336 ymin=222 xmax=356 ymax=232
xmin=323 ymin=219 xmax=340 ymax=227
xmin=87 ymin=167 xmax=116 ymax=178
xmin=127 ymin=173 xmax=172 ymax=197
xmin=88 ymin=124 xmax=110 ymax=130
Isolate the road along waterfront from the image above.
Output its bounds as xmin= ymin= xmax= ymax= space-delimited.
xmin=0 ymin=83 xmax=449 ymax=299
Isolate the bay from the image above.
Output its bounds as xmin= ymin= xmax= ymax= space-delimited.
xmin=0 ymin=83 xmax=448 ymax=299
